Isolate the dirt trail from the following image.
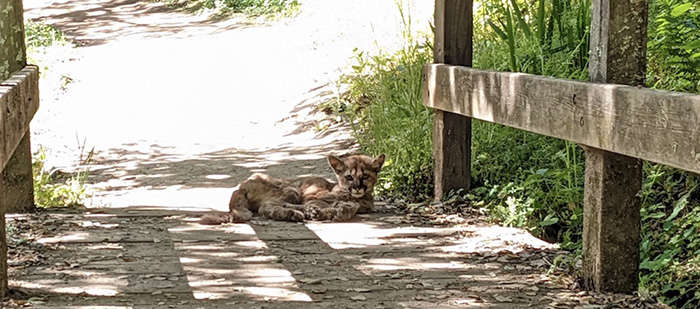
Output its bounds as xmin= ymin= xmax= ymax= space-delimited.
xmin=25 ymin=0 xmax=433 ymax=210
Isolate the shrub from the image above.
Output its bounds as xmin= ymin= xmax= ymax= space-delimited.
xmin=336 ymin=38 xmax=434 ymax=201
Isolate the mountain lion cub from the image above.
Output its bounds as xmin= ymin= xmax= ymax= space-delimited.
xmin=199 ymin=154 xmax=385 ymax=224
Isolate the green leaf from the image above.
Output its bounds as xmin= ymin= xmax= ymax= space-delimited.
xmin=645 ymin=212 xmax=666 ymax=219
xmin=671 ymin=3 xmax=693 ymax=17
xmin=539 ymin=214 xmax=559 ymax=226
xmin=510 ymin=0 xmax=532 ymax=37
xmin=665 ymin=190 xmax=692 ymax=223
xmin=487 ymin=19 xmax=508 ymax=41
xmin=682 ymin=39 xmax=700 ymax=50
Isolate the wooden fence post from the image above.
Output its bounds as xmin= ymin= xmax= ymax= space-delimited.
xmin=432 ymin=0 xmax=473 ymax=200
xmin=583 ymin=0 xmax=648 ymax=293
xmin=0 ymin=0 xmax=32 ymax=297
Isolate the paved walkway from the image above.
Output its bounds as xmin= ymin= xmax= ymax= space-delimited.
xmin=5 ymin=208 xmax=615 ymax=308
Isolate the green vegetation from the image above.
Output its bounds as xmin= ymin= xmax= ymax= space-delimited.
xmin=163 ymin=0 xmax=300 ymax=18
xmin=334 ymin=41 xmax=434 ymax=201
xmin=335 ymin=0 xmax=700 ymax=307
xmin=24 ymin=20 xmax=67 ymax=50
xmin=647 ymin=0 xmax=700 ymax=93
xmin=32 ymin=146 xmax=92 ymax=208
xmin=22 ymin=22 xmax=89 ymax=208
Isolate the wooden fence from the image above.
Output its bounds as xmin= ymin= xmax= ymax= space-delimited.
xmin=424 ymin=0 xmax=700 ymax=293
xmin=0 ymin=0 xmax=39 ymax=297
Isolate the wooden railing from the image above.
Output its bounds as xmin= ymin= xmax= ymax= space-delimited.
xmin=0 ymin=0 xmax=40 ymax=297
xmin=0 ymin=66 xmax=39 ymax=297
xmin=424 ymin=0 xmax=700 ymax=293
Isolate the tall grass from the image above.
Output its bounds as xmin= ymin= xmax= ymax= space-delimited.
xmin=32 ymin=146 xmax=93 ymax=208
xmin=335 ymin=25 xmax=434 ymax=201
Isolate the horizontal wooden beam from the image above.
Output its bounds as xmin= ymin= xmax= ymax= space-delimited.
xmin=422 ymin=64 xmax=700 ymax=174
xmin=0 ymin=66 xmax=40 ymax=170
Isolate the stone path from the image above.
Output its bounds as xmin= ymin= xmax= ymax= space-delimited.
xmin=6 ymin=207 xmax=638 ymax=308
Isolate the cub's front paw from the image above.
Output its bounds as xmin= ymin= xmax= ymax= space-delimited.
xmin=289 ymin=209 xmax=305 ymax=222
xmin=303 ymin=205 xmax=320 ymax=220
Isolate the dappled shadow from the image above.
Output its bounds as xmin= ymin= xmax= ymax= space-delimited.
xmin=24 ymin=0 xmax=256 ymax=46
xmin=6 ymin=209 xmax=629 ymax=308
xmin=80 ymin=80 xmax=356 ymax=209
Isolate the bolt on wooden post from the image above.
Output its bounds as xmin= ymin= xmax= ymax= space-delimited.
xmin=432 ymin=0 xmax=473 ymax=200
xmin=583 ymin=0 xmax=648 ymax=293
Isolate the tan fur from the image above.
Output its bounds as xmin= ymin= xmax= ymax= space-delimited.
xmin=199 ymin=154 xmax=385 ymax=224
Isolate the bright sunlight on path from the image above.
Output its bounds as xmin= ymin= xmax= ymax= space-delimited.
xmin=25 ymin=0 xmax=433 ymax=211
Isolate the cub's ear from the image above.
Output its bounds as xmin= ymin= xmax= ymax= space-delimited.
xmin=327 ymin=155 xmax=345 ymax=174
xmin=372 ymin=154 xmax=386 ymax=172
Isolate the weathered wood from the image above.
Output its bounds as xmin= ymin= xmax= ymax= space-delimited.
xmin=0 ymin=67 xmax=40 ymax=170
xmin=432 ymin=0 xmax=473 ymax=199
xmin=422 ymin=65 xmax=700 ymax=175
xmin=583 ymin=150 xmax=642 ymax=292
xmin=583 ymin=0 xmax=648 ymax=293
xmin=0 ymin=0 xmax=27 ymax=82
xmin=0 ymin=179 xmax=5 ymax=296
xmin=2 ymin=131 xmax=35 ymax=213
xmin=1 ymin=0 xmax=31 ymax=297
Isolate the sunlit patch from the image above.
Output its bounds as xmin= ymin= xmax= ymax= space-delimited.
xmin=85 ymin=243 xmax=124 ymax=250
xmin=169 ymin=222 xmax=257 ymax=235
xmin=193 ymin=287 xmax=313 ymax=301
xmin=11 ymin=281 xmax=121 ymax=296
xmin=79 ymin=221 xmax=119 ymax=229
xmin=305 ymin=221 xmax=476 ymax=249
xmin=437 ymin=225 xmax=556 ymax=254
xmin=323 ymin=239 xmax=387 ymax=249
xmin=359 ymin=257 xmax=470 ymax=271
xmin=176 ymin=240 xmax=268 ymax=251
xmin=37 ymin=233 xmax=93 ymax=244
xmin=179 ymin=255 xmax=276 ymax=264
xmin=185 ymin=276 xmax=296 ymax=287
xmin=183 ymin=266 xmax=292 ymax=277
xmin=205 ymin=174 xmax=231 ymax=180
xmin=82 ymin=287 xmax=120 ymax=296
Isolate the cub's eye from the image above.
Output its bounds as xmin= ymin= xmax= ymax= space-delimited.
xmin=361 ymin=174 xmax=369 ymax=180
xmin=344 ymin=175 xmax=353 ymax=181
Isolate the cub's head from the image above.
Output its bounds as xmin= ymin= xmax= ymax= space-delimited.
xmin=328 ymin=154 xmax=386 ymax=198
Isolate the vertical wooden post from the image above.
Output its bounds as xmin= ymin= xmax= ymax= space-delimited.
xmin=583 ymin=0 xmax=648 ymax=293
xmin=432 ymin=0 xmax=473 ymax=200
xmin=0 ymin=0 xmax=32 ymax=297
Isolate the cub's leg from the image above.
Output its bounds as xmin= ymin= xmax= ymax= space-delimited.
xmin=259 ymin=200 xmax=305 ymax=222
xmin=227 ymin=188 xmax=254 ymax=222
xmin=356 ymin=199 xmax=374 ymax=214
xmin=332 ymin=201 xmax=361 ymax=222
xmin=301 ymin=200 xmax=337 ymax=221
xmin=199 ymin=188 xmax=253 ymax=225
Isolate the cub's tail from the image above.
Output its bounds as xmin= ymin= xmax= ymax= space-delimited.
xmin=199 ymin=214 xmax=231 ymax=225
